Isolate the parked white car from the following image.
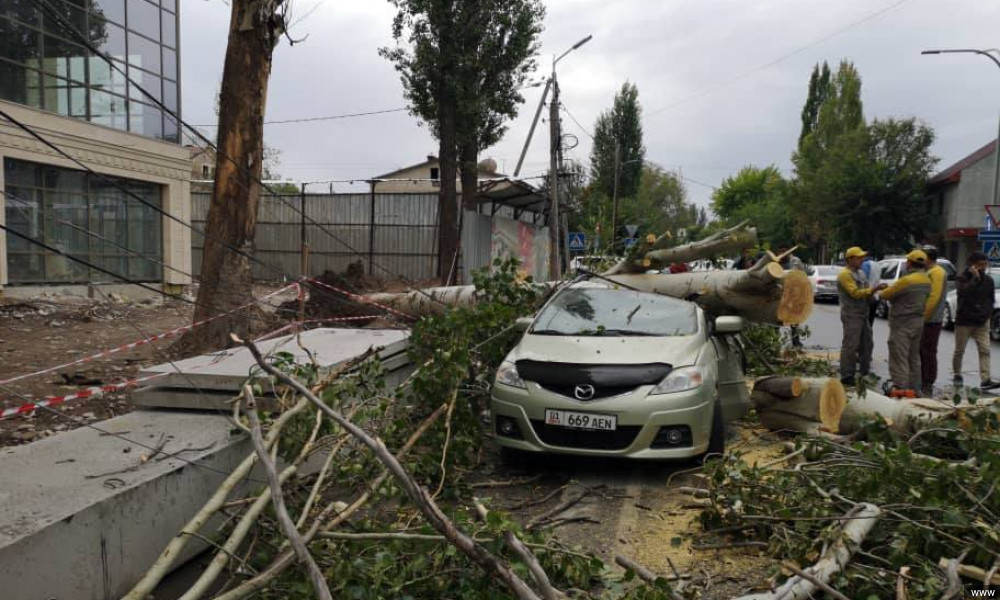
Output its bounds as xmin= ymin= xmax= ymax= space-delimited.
xmin=490 ymin=281 xmax=752 ymax=461
xmin=809 ymin=265 xmax=841 ymax=302
xmin=943 ymin=270 xmax=1000 ymax=340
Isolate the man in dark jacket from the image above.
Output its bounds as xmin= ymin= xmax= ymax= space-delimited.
xmin=952 ymin=251 xmax=996 ymax=388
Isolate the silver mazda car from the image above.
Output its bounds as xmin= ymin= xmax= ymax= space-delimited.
xmin=490 ymin=281 xmax=751 ymax=460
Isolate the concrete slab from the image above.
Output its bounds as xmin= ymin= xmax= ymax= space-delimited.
xmin=136 ymin=328 xmax=410 ymax=392
xmin=132 ymin=328 xmax=411 ymax=410
xmin=0 ymin=410 xmax=255 ymax=600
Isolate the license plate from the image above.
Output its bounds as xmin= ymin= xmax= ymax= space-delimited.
xmin=544 ymin=409 xmax=617 ymax=431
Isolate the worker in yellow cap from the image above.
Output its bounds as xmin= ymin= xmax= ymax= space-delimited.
xmin=836 ymin=247 xmax=877 ymax=386
xmin=919 ymin=246 xmax=947 ymax=397
xmin=878 ymin=249 xmax=932 ymax=396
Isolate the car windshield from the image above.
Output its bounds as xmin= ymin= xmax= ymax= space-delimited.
xmin=816 ymin=266 xmax=839 ymax=277
xmin=529 ymin=288 xmax=698 ymax=337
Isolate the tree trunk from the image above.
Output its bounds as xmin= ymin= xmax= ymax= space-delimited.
xmin=605 ymin=221 xmax=758 ymax=275
xmin=839 ymin=392 xmax=955 ymax=435
xmin=361 ymin=255 xmax=813 ymax=326
xmin=459 ymin=139 xmax=479 ymax=210
xmin=437 ymin=100 xmax=460 ymax=286
xmin=177 ymin=0 xmax=280 ymax=354
xmin=607 ymin=257 xmax=814 ymax=325
xmin=753 ymin=376 xmax=804 ymax=399
xmin=752 ymin=377 xmax=846 ymax=433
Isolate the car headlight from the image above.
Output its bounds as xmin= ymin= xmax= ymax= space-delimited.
xmin=495 ymin=361 xmax=526 ymax=389
xmin=650 ymin=366 xmax=704 ymax=395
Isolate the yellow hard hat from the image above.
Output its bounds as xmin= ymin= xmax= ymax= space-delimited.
xmin=906 ymin=249 xmax=928 ymax=264
xmin=845 ymin=246 xmax=868 ymax=259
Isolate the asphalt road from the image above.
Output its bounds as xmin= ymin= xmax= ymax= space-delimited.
xmin=801 ymin=300 xmax=1000 ymax=392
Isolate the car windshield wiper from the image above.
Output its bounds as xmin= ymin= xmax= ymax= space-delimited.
xmin=594 ymin=329 xmax=660 ymax=337
xmin=529 ymin=329 xmax=571 ymax=336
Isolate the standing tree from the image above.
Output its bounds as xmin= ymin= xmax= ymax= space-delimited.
xmin=589 ymin=82 xmax=645 ymax=200
xmin=712 ymin=165 xmax=796 ymax=252
xmin=798 ymin=61 xmax=831 ymax=146
xmin=381 ymin=0 xmax=544 ymax=284
xmin=180 ymin=0 xmax=287 ymax=353
xmin=792 ymin=60 xmax=865 ymax=257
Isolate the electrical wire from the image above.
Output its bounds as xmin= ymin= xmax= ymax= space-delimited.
xmin=561 ymin=104 xmax=594 ymax=140
xmin=645 ymin=0 xmax=916 ymax=119
xmin=192 ymin=107 xmax=409 ymax=128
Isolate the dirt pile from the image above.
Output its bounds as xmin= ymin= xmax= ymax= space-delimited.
xmin=282 ymin=261 xmax=390 ymax=322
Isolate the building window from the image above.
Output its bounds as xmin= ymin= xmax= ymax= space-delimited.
xmin=201 ymin=164 xmax=211 ymax=179
xmin=3 ymin=157 xmax=163 ymax=284
xmin=430 ymin=167 xmax=439 ymax=185
xmin=0 ymin=0 xmax=181 ymax=143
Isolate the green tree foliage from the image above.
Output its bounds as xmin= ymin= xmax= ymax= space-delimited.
xmin=626 ymin=164 xmax=696 ymax=237
xmin=798 ymin=61 xmax=831 ymax=146
xmin=589 ymin=82 xmax=646 ymax=200
xmin=712 ymin=165 xmax=796 ymax=250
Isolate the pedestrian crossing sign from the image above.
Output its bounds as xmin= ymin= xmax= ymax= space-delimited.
xmin=985 ymin=240 xmax=1000 ymax=265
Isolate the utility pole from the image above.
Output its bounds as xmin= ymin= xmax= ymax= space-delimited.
xmin=611 ymin=141 xmax=620 ymax=253
xmin=548 ymin=74 xmax=562 ymax=280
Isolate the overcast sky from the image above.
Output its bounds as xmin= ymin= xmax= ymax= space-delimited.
xmin=180 ymin=0 xmax=1000 ymax=210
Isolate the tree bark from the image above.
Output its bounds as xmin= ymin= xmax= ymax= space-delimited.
xmin=605 ymin=221 xmax=758 ymax=275
xmin=752 ymin=375 xmax=804 ymax=399
xmin=438 ymin=99 xmax=460 ymax=286
xmin=460 ymin=138 xmax=479 ymax=210
xmin=753 ymin=378 xmax=846 ymax=433
xmin=178 ymin=0 xmax=281 ymax=354
xmin=839 ymin=392 xmax=955 ymax=435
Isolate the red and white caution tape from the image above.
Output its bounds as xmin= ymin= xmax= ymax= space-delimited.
xmin=255 ymin=316 xmax=385 ymax=341
xmin=303 ymin=278 xmax=416 ymax=322
xmin=0 ymin=372 xmax=169 ymax=419
xmin=0 ymin=283 xmax=300 ymax=387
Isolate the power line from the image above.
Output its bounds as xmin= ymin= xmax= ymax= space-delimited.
xmin=645 ymin=0 xmax=916 ymax=119
xmin=561 ymin=104 xmax=594 ymax=140
xmin=193 ymin=108 xmax=409 ymax=128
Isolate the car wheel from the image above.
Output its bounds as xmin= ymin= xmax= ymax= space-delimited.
xmin=992 ymin=311 xmax=1000 ymax=342
xmin=701 ymin=399 xmax=726 ymax=461
xmin=944 ymin=304 xmax=954 ymax=331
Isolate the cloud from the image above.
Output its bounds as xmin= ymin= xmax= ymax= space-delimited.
xmin=181 ymin=0 xmax=1000 ymax=207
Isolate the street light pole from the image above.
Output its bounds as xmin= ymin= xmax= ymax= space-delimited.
xmin=611 ymin=142 xmax=620 ymax=252
xmin=548 ymin=34 xmax=592 ymax=280
xmin=922 ymin=48 xmax=1000 ymax=207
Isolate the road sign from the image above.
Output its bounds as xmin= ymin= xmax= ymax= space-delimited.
xmin=625 ymin=225 xmax=639 ymax=238
xmin=979 ymin=231 xmax=1000 ymax=241
xmin=986 ymin=241 xmax=1000 ymax=265
xmin=567 ymin=232 xmax=586 ymax=252
xmin=986 ymin=214 xmax=996 ymax=232
xmin=677 ymin=228 xmax=688 ymax=239
xmin=623 ymin=237 xmax=638 ymax=249
xmin=986 ymin=205 xmax=1000 ymax=228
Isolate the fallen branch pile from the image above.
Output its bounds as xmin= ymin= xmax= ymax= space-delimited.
xmin=697 ymin=397 xmax=1000 ymax=599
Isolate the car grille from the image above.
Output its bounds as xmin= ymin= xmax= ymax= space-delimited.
xmin=529 ymin=420 xmax=641 ymax=450
xmin=537 ymin=383 xmax=639 ymax=400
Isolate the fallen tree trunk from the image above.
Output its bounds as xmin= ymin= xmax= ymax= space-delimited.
xmin=752 ymin=378 xmax=845 ymax=433
xmin=735 ymin=503 xmax=882 ymax=600
xmin=839 ymin=392 xmax=954 ymax=435
xmin=608 ymin=256 xmax=813 ymax=325
xmin=752 ymin=376 xmax=803 ymax=399
xmin=604 ymin=221 xmax=758 ymax=275
xmin=361 ymin=254 xmax=813 ymax=326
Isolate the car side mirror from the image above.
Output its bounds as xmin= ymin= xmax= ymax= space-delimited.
xmin=714 ymin=316 xmax=744 ymax=334
xmin=514 ymin=316 xmax=534 ymax=332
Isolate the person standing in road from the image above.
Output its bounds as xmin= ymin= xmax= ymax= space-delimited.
xmin=952 ymin=251 xmax=997 ymax=389
xmin=837 ymin=247 xmax=877 ymax=386
xmin=919 ymin=247 xmax=947 ymax=397
xmin=861 ymin=254 xmax=881 ymax=326
xmin=878 ymin=250 xmax=931 ymax=396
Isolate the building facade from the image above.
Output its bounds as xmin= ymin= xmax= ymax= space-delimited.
xmin=0 ymin=0 xmax=191 ymax=292
xmin=925 ymin=140 xmax=999 ymax=268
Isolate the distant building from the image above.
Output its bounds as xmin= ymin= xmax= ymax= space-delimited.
xmin=925 ymin=139 xmax=999 ymax=267
xmin=372 ymin=155 xmax=507 ymax=194
xmin=0 ymin=1 xmax=191 ymax=293
xmin=188 ymin=144 xmax=216 ymax=193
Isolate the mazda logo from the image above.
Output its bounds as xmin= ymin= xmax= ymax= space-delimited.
xmin=574 ymin=384 xmax=596 ymax=400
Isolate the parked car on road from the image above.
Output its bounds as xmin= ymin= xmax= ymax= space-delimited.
xmin=490 ymin=281 xmax=751 ymax=461
xmin=809 ymin=265 xmax=842 ymax=302
xmin=875 ymin=256 xmax=957 ymax=319
xmin=942 ymin=270 xmax=1000 ymax=340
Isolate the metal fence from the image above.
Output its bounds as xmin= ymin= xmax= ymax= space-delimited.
xmin=190 ymin=192 xmax=545 ymax=283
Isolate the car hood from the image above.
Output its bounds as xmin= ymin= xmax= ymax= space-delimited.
xmin=509 ymin=332 xmax=704 ymax=367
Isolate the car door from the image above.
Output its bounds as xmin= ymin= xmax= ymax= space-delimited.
xmin=712 ymin=333 xmax=750 ymax=421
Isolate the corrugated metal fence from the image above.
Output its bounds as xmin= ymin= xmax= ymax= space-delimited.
xmin=190 ymin=192 xmax=544 ymax=282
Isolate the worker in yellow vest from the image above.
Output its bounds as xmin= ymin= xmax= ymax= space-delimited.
xmin=878 ymin=250 xmax=932 ymax=396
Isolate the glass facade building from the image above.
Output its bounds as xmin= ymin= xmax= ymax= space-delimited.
xmin=0 ymin=0 xmax=181 ymax=142
xmin=4 ymin=157 xmax=163 ymax=283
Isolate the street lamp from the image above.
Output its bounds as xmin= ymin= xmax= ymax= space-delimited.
xmin=548 ymin=34 xmax=592 ymax=279
xmin=921 ymin=48 xmax=1000 ymax=207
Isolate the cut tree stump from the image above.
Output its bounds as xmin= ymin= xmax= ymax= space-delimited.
xmin=753 ymin=378 xmax=846 ymax=433
xmin=752 ymin=376 xmax=803 ymax=399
